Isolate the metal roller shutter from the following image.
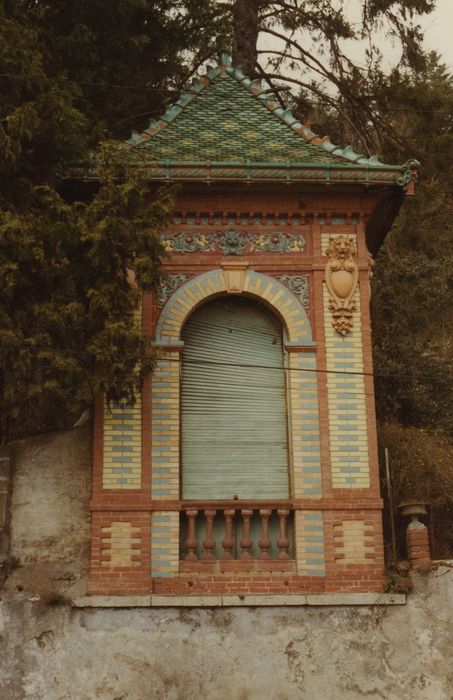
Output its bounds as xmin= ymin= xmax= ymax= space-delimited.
xmin=181 ymin=296 xmax=289 ymax=499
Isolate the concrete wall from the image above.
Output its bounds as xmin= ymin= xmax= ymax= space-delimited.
xmin=1 ymin=427 xmax=452 ymax=700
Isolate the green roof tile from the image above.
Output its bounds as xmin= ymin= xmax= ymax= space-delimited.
xmin=129 ymin=70 xmax=343 ymax=165
xmin=120 ymin=55 xmax=419 ymax=186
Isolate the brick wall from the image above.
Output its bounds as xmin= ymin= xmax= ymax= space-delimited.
xmin=88 ymin=190 xmax=386 ymax=598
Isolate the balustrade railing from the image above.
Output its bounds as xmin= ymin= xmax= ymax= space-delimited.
xmin=180 ymin=504 xmax=294 ymax=563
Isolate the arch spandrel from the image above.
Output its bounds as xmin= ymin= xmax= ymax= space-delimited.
xmin=155 ymin=269 xmax=314 ymax=345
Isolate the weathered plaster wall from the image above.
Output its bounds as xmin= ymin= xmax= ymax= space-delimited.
xmin=7 ymin=426 xmax=91 ymax=599
xmin=1 ymin=427 xmax=452 ymax=700
xmin=1 ymin=570 xmax=453 ymax=700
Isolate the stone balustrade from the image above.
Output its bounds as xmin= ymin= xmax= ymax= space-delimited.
xmin=180 ymin=503 xmax=294 ymax=571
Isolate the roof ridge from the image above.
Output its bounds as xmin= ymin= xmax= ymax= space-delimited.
xmin=125 ymin=53 xmax=389 ymax=168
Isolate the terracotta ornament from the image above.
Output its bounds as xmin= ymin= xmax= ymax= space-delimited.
xmin=325 ymin=236 xmax=359 ymax=335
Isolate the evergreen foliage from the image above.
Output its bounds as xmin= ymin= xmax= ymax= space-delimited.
xmin=0 ymin=146 xmax=174 ymax=440
xmin=0 ymin=2 xmax=179 ymax=440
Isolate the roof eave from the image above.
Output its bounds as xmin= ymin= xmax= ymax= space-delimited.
xmin=65 ymin=159 xmax=418 ymax=188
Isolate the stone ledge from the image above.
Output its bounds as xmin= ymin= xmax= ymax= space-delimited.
xmin=73 ymin=592 xmax=406 ymax=608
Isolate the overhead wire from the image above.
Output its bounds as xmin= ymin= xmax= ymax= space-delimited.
xmin=162 ymin=355 xmax=452 ymax=383
xmin=0 ymin=73 xmax=452 ymax=115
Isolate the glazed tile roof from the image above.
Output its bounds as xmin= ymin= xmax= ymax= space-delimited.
xmin=120 ymin=54 xmax=417 ymax=186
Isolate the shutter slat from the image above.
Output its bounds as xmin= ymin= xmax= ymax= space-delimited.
xmin=182 ymin=297 xmax=289 ymax=499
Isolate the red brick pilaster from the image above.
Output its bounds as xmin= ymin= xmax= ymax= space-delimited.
xmin=406 ymin=521 xmax=431 ymax=568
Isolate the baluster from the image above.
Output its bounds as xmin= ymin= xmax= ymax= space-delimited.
xmin=202 ymin=509 xmax=216 ymax=560
xmin=277 ymin=509 xmax=290 ymax=559
xmin=221 ymin=509 xmax=235 ymax=560
xmin=185 ymin=509 xmax=198 ymax=561
xmin=240 ymin=509 xmax=253 ymax=559
xmin=258 ymin=509 xmax=271 ymax=559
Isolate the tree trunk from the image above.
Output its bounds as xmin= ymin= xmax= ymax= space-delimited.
xmin=231 ymin=0 xmax=260 ymax=77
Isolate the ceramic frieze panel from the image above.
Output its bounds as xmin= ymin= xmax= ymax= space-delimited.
xmin=276 ymin=274 xmax=309 ymax=308
xmin=161 ymin=230 xmax=307 ymax=255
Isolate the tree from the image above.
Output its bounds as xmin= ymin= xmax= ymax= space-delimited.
xmin=364 ymin=56 xmax=453 ymax=557
xmin=0 ymin=146 xmax=174 ymax=442
xmin=369 ymin=55 xmax=453 ymax=434
xmin=223 ymin=0 xmax=436 ymax=154
xmin=0 ymin=3 xmax=178 ymax=441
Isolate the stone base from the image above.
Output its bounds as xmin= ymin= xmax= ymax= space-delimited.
xmin=73 ymin=592 xmax=406 ymax=608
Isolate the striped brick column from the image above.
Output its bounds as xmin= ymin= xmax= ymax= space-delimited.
xmin=295 ymin=511 xmax=326 ymax=577
xmin=102 ymin=399 xmax=142 ymax=489
xmin=323 ymin=286 xmax=370 ymax=489
xmin=289 ymin=351 xmax=322 ymax=499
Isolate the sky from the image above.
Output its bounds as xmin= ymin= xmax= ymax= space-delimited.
xmin=259 ymin=0 xmax=453 ymax=82
xmin=343 ymin=0 xmax=453 ymax=70
xmin=419 ymin=0 xmax=453 ymax=69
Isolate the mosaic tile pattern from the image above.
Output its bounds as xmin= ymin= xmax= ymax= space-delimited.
xmin=124 ymin=54 xmax=413 ymax=189
xmin=290 ymin=353 xmax=322 ymax=498
xmin=131 ymin=70 xmax=342 ymax=166
xmin=103 ymin=398 xmax=142 ymax=489
xmin=151 ymin=355 xmax=180 ymax=500
xmin=151 ymin=511 xmax=179 ymax=577
xmin=323 ymin=286 xmax=370 ymax=488
xmin=295 ymin=511 xmax=326 ymax=576
xmin=101 ymin=522 xmax=141 ymax=568
xmin=334 ymin=520 xmax=375 ymax=564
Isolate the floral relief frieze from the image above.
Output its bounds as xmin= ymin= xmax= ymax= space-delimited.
xmin=276 ymin=274 xmax=310 ymax=308
xmin=161 ymin=230 xmax=306 ymax=255
xmin=249 ymin=232 xmax=305 ymax=253
xmin=161 ymin=232 xmax=216 ymax=253
xmin=157 ymin=274 xmax=191 ymax=307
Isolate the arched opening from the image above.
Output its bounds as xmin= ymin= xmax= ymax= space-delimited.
xmin=181 ymin=295 xmax=290 ymax=500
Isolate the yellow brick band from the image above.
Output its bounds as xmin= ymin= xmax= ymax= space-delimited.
xmin=101 ymin=522 xmax=141 ymax=568
xmin=334 ymin=520 xmax=375 ymax=564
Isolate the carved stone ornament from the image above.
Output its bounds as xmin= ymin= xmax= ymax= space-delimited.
xmin=325 ymin=235 xmax=359 ymax=335
xmin=157 ymin=274 xmax=190 ymax=307
xmin=218 ymin=230 xmax=248 ymax=256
